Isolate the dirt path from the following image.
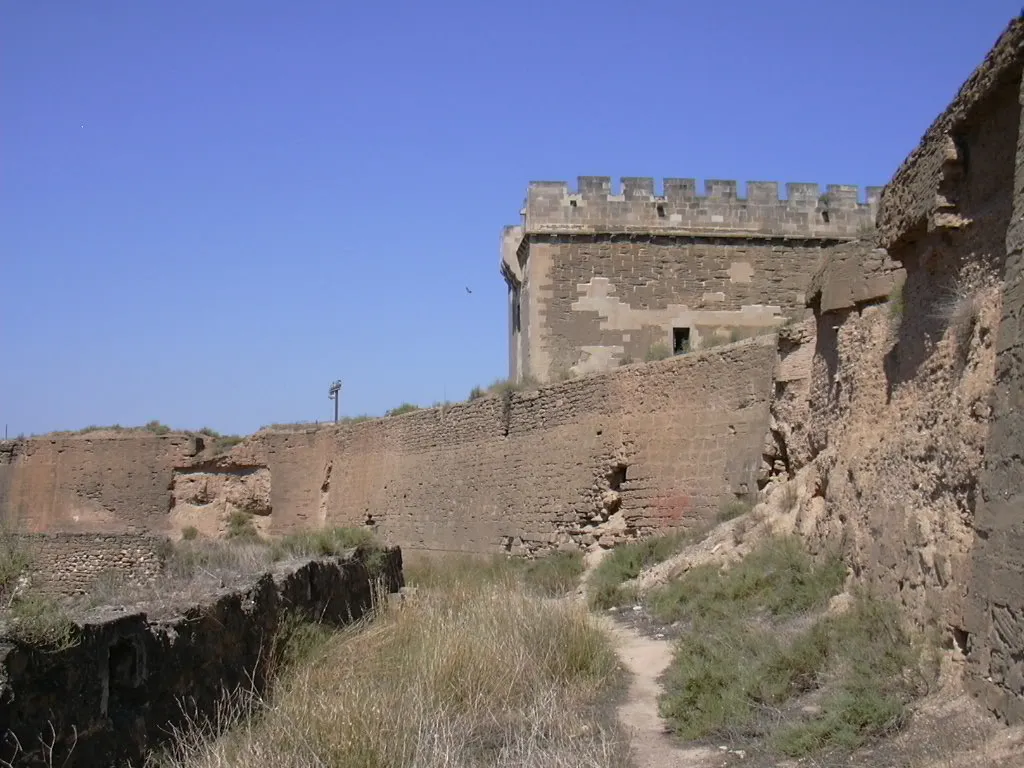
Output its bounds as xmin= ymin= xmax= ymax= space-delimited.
xmin=598 ymin=615 xmax=719 ymax=767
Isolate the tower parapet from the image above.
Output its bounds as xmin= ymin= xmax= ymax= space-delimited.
xmin=524 ymin=177 xmax=881 ymax=239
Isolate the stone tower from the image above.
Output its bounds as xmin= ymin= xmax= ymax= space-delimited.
xmin=500 ymin=176 xmax=880 ymax=383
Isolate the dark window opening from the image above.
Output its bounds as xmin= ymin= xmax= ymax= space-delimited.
xmin=569 ymin=199 xmax=578 ymax=208
xmin=656 ymin=203 xmax=665 ymax=217
xmin=109 ymin=638 xmax=143 ymax=690
xmin=672 ymin=327 xmax=691 ymax=355
xmin=821 ymin=210 xmax=830 ymax=223
xmin=511 ymin=286 xmax=521 ymax=333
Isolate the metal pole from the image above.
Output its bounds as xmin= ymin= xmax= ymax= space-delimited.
xmin=328 ymin=380 xmax=342 ymax=424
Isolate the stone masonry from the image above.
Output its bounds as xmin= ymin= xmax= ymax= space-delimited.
xmin=501 ymin=177 xmax=880 ymax=383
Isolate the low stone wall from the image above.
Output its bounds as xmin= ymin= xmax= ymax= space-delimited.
xmin=14 ymin=533 xmax=168 ymax=596
xmin=0 ymin=546 xmax=404 ymax=768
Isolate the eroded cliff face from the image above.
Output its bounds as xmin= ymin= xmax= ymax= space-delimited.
xmin=764 ymin=17 xmax=1024 ymax=724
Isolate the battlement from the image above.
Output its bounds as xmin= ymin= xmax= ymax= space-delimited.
xmin=523 ymin=177 xmax=881 ymax=239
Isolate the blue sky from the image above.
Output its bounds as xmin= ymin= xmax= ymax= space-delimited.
xmin=2 ymin=0 xmax=1020 ymax=436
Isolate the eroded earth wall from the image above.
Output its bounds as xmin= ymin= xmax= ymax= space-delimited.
xmin=0 ymin=435 xmax=199 ymax=533
xmin=764 ymin=18 xmax=1024 ymax=725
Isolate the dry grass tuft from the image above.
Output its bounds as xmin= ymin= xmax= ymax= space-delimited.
xmin=155 ymin=563 xmax=628 ymax=768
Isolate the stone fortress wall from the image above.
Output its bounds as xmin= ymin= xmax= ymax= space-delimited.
xmin=1 ymin=10 xmax=1023 ymax=731
xmin=501 ymin=177 xmax=880 ymax=383
xmin=10 ymin=533 xmax=166 ymax=596
xmin=0 ymin=337 xmax=777 ymax=555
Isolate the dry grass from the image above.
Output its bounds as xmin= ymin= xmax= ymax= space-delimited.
xmin=77 ymin=528 xmax=385 ymax=615
xmin=153 ymin=563 xmax=628 ymax=768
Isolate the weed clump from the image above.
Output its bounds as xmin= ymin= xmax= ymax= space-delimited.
xmin=646 ymin=535 xmax=847 ymax=624
xmin=653 ymin=536 xmax=929 ymax=759
xmin=717 ymin=497 xmax=752 ymax=523
xmin=587 ymin=530 xmax=696 ymax=610
xmin=385 ymin=403 xmax=420 ymax=417
xmin=645 ymin=342 xmax=671 ymax=362
xmin=225 ymin=510 xmax=259 ymax=540
xmin=157 ymin=559 xmax=627 ymax=767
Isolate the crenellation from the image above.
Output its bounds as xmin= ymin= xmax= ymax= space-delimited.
xmin=579 ymin=175 xmax=612 ymax=198
xmin=523 ymin=176 xmax=879 ymax=237
xmin=746 ymin=181 xmax=779 ymax=203
xmin=785 ymin=182 xmax=821 ymax=206
xmin=664 ymin=178 xmax=698 ymax=200
xmin=825 ymin=184 xmax=860 ymax=209
xmin=622 ymin=177 xmax=655 ymax=200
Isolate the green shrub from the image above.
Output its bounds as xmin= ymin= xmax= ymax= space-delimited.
xmin=772 ymin=599 xmax=927 ymax=756
xmin=659 ymin=584 xmax=926 ymax=754
xmin=717 ymin=498 xmax=752 ymax=523
xmin=145 ymin=420 xmax=171 ymax=435
xmin=587 ymin=531 xmax=694 ymax=610
xmin=199 ymin=427 xmax=221 ymax=438
xmin=644 ymin=342 xmax=671 ymax=362
xmin=0 ymin=531 xmax=32 ymax=599
xmin=6 ymin=594 xmax=80 ymax=650
xmin=659 ymin=617 xmax=829 ymax=739
xmin=385 ymin=403 xmax=419 ymax=417
xmin=181 ymin=525 xmax=199 ymax=541
xmin=226 ymin=510 xmax=259 ymax=540
xmin=646 ymin=536 xmax=846 ymax=624
xmin=211 ymin=435 xmax=244 ymax=455
xmin=467 ymin=386 xmax=485 ymax=400
xmin=518 ymin=551 xmax=584 ymax=597
xmin=888 ymin=280 xmax=906 ymax=323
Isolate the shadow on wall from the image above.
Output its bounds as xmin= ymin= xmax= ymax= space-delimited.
xmin=0 ymin=549 xmax=404 ymax=768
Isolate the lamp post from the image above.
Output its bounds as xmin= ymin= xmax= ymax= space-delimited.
xmin=328 ymin=380 xmax=342 ymax=423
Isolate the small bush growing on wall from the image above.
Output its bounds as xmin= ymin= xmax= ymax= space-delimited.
xmin=888 ymin=280 xmax=906 ymax=324
xmin=181 ymin=526 xmax=199 ymax=541
xmin=468 ymin=386 xmax=485 ymax=400
xmin=385 ymin=403 xmax=420 ymax=417
xmin=645 ymin=343 xmax=671 ymax=362
xmin=144 ymin=420 xmax=171 ymax=435
xmin=226 ymin=511 xmax=259 ymax=540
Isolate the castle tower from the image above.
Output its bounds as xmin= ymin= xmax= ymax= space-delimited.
xmin=500 ymin=176 xmax=880 ymax=383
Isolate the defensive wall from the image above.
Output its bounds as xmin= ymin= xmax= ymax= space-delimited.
xmin=760 ymin=17 xmax=1024 ymax=726
xmin=0 ymin=337 xmax=777 ymax=554
xmin=9 ymin=533 xmax=167 ymax=596
xmin=501 ymin=177 xmax=880 ymax=383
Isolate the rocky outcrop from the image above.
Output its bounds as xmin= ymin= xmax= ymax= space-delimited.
xmin=0 ymin=546 xmax=404 ymax=767
xmin=760 ymin=14 xmax=1024 ymax=726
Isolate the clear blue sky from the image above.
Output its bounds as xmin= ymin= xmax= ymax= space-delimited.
xmin=2 ymin=1 xmax=1020 ymax=437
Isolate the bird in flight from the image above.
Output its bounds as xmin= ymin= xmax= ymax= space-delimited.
xmin=465 ymin=286 xmax=472 ymax=294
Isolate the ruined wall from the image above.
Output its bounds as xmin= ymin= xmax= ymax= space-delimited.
xmin=0 ymin=435 xmax=199 ymax=533
xmin=0 ymin=547 xmax=404 ymax=768
xmin=222 ymin=338 xmax=776 ymax=553
xmin=13 ymin=533 xmax=166 ymax=596
xmin=504 ymin=177 xmax=879 ymax=383
xmin=0 ymin=342 xmax=776 ymax=554
xmin=762 ymin=17 xmax=1024 ymax=725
